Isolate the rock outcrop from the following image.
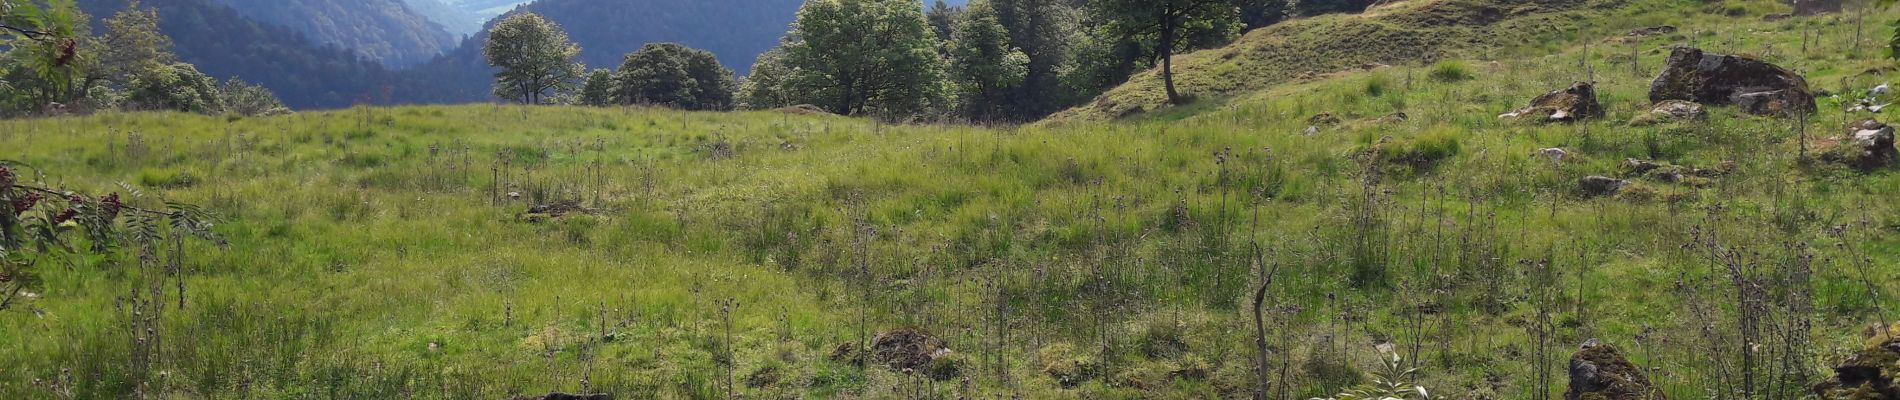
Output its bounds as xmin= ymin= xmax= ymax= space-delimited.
xmin=1503 ymin=82 xmax=1604 ymax=123
xmin=1649 ymin=47 xmax=1816 ymax=117
xmin=1815 ymin=323 xmax=1900 ymax=399
xmin=1649 ymin=100 xmax=1707 ymax=121
xmin=871 ymin=328 xmax=952 ymax=373
xmin=1564 ymin=339 xmax=1666 ymax=400
xmin=1827 ymin=120 xmax=1899 ymax=171
xmin=1580 ymin=176 xmax=1628 ymax=197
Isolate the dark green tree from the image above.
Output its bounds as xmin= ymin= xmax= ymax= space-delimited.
xmin=577 ymin=68 xmax=614 ymax=107
xmin=947 ymin=0 xmax=1027 ymax=121
xmin=613 ymin=43 xmax=735 ymax=111
xmin=748 ymin=0 xmax=946 ymax=118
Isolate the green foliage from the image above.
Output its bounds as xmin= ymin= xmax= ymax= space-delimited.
xmin=483 ymin=12 xmax=583 ymax=104
xmin=612 ymin=43 xmax=736 ymax=111
xmin=1309 ymin=346 xmax=1434 ymax=400
xmin=746 ymin=0 xmax=947 ymax=118
xmin=1088 ymin=0 xmax=1242 ymax=103
xmin=1427 ymin=59 xmax=1472 ymax=83
xmin=946 ymin=0 xmax=1029 ymax=121
xmin=122 ymin=62 xmax=222 ymax=113
xmin=95 ymin=0 xmax=171 ymax=85
xmin=577 ymin=68 xmax=613 ymax=107
xmin=217 ymin=77 xmax=288 ymax=117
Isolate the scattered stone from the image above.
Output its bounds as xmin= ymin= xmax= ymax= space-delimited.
xmin=1624 ymin=158 xmax=1663 ymax=174
xmin=1627 ymin=25 xmax=1677 ymax=36
xmin=870 ymin=328 xmax=952 ymax=373
xmin=1377 ymin=112 xmax=1410 ymax=124
xmin=1535 ymin=148 xmax=1570 ymax=164
xmin=1502 ymin=82 xmax=1604 ymax=123
xmin=527 ymin=200 xmax=594 ymax=217
xmin=511 ymin=393 xmax=611 ymax=400
xmin=1303 ymin=126 xmax=1321 ymax=136
xmin=1649 ymin=47 xmax=1816 ymax=117
xmin=1814 ymin=323 xmax=1900 ymax=399
xmin=1871 ymin=83 xmax=1891 ymax=97
xmin=1580 ymin=176 xmax=1628 ymax=197
xmin=1649 ymin=100 xmax=1707 ymax=121
xmin=1824 ymin=119 xmax=1898 ymax=171
xmin=1309 ymin=112 xmax=1343 ymax=126
xmin=1564 ymin=339 xmax=1666 ymax=400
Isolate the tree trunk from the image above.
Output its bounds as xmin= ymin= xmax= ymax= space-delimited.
xmin=1160 ymin=8 xmax=1182 ymax=104
xmin=1251 ymin=242 xmax=1275 ymax=400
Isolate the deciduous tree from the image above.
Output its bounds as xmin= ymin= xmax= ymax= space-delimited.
xmin=1090 ymin=0 xmax=1241 ymax=104
xmin=748 ymin=0 xmax=947 ymax=118
xmin=483 ymin=12 xmax=583 ymax=105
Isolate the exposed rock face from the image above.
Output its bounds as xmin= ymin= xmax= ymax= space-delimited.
xmin=1503 ymin=82 xmax=1604 ymax=123
xmin=871 ymin=328 xmax=952 ymax=372
xmin=1649 ymin=47 xmax=1816 ymax=117
xmin=1650 ymin=100 xmax=1707 ymax=121
xmin=1580 ymin=176 xmax=1628 ymax=197
xmin=1815 ymin=324 xmax=1900 ymax=399
xmin=1564 ymin=339 xmax=1666 ymax=400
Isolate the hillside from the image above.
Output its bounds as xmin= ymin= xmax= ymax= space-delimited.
xmin=403 ymin=0 xmax=484 ymax=37
xmin=207 ymin=0 xmax=458 ymax=67
xmin=1047 ymin=0 xmax=1665 ymax=122
xmin=404 ymin=0 xmax=807 ymax=103
xmin=3 ymin=0 xmax=1899 ymax=399
xmin=76 ymin=0 xmax=411 ymax=109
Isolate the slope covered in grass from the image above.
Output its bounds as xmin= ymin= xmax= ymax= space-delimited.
xmin=1049 ymin=0 xmax=1741 ymax=122
xmin=1 ymin=2 xmax=1898 ymax=399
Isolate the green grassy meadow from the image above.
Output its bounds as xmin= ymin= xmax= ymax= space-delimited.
xmin=3 ymin=0 xmax=1900 ymax=398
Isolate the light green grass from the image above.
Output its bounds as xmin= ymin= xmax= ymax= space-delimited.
xmin=1 ymin=1 xmax=1898 ymax=399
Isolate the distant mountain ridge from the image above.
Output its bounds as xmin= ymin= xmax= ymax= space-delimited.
xmin=77 ymin=0 xmax=418 ymax=108
xmin=205 ymin=0 xmax=458 ymax=67
xmin=403 ymin=0 xmax=809 ymax=103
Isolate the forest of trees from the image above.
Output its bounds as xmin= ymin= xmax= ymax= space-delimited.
xmin=2 ymin=0 xmax=288 ymax=116
xmin=472 ymin=0 xmax=1385 ymax=122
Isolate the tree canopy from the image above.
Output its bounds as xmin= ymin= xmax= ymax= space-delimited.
xmin=744 ymin=0 xmax=947 ymax=118
xmin=483 ymin=11 xmax=583 ymax=105
xmin=613 ymin=43 xmax=735 ymax=111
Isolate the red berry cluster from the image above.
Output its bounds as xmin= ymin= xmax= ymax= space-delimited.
xmin=52 ymin=208 xmax=77 ymax=224
xmin=56 ymin=39 xmax=78 ymax=67
xmin=100 ymin=193 xmax=122 ymax=220
xmin=0 ymin=164 xmax=13 ymax=188
xmin=11 ymin=192 xmax=39 ymax=214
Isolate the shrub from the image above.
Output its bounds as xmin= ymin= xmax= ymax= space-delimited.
xmin=1426 ymin=60 xmax=1472 ymax=83
xmin=137 ymin=168 xmax=199 ymax=189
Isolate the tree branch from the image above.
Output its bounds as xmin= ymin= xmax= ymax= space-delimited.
xmin=13 ymin=184 xmax=182 ymax=217
xmin=0 ymin=23 xmax=52 ymax=40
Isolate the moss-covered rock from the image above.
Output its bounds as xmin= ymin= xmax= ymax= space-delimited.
xmin=1563 ymin=339 xmax=1665 ymax=400
xmin=1501 ymin=81 xmax=1605 ymax=123
xmin=1648 ymin=47 xmax=1815 ymax=117
xmin=1815 ymin=324 xmax=1900 ymax=399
